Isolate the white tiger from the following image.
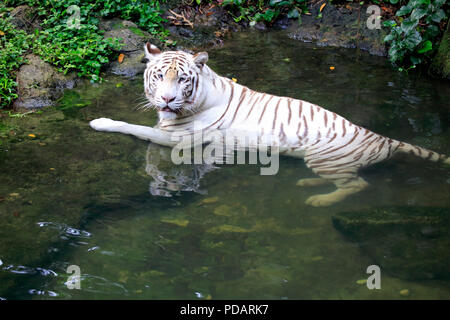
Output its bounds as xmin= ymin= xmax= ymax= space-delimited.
xmin=90 ymin=43 xmax=450 ymax=207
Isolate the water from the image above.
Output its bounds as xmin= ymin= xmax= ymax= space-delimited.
xmin=0 ymin=30 xmax=449 ymax=299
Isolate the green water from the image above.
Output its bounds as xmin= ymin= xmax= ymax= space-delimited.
xmin=0 ymin=31 xmax=449 ymax=299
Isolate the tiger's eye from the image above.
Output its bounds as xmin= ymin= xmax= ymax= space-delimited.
xmin=158 ymin=73 xmax=163 ymax=80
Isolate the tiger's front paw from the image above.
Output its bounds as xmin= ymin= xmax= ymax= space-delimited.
xmin=90 ymin=118 xmax=128 ymax=132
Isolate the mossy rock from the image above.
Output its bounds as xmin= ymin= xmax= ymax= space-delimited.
xmin=429 ymin=22 xmax=450 ymax=80
xmin=332 ymin=207 xmax=450 ymax=280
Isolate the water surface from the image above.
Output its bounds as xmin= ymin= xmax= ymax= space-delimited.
xmin=0 ymin=30 xmax=449 ymax=299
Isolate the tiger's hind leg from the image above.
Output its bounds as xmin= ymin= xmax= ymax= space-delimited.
xmin=304 ymin=176 xmax=369 ymax=207
xmin=296 ymin=178 xmax=332 ymax=187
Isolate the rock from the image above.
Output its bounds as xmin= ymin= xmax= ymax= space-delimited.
xmin=287 ymin=3 xmax=387 ymax=56
xmin=253 ymin=22 xmax=267 ymax=31
xmin=165 ymin=6 xmax=241 ymax=50
xmin=108 ymin=51 xmax=147 ymax=77
xmin=429 ymin=22 xmax=450 ymax=80
xmin=332 ymin=207 xmax=450 ymax=280
xmin=13 ymin=54 xmax=77 ymax=111
xmin=99 ymin=19 xmax=159 ymax=77
xmin=99 ymin=18 xmax=155 ymax=53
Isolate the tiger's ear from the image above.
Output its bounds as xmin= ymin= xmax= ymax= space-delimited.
xmin=193 ymin=52 xmax=208 ymax=69
xmin=144 ymin=42 xmax=161 ymax=61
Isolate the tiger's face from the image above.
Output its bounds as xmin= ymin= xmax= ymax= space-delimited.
xmin=143 ymin=43 xmax=208 ymax=120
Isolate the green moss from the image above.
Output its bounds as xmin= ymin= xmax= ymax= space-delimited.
xmin=128 ymin=26 xmax=146 ymax=37
xmin=429 ymin=23 xmax=450 ymax=79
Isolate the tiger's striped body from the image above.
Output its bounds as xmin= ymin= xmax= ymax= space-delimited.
xmin=90 ymin=43 xmax=449 ymax=207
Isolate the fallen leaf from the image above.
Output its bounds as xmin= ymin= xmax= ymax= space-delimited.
xmin=28 ymin=134 xmax=36 ymax=138
xmin=9 ymin=193 xmax=20 ymax=197
xmin=232 ymin=78 xmax=237 ymax=82
xmin=320 ymin=3 xmax=326 ymax=12
xmin=50 ymin=168 xmax=55 ymax=171
xmin=329 ymin=66 xmax=335 ymax=70
xmin=198 ymin=197 xmax=219 ymax=205
xmin=399 ymin=289 xmax=410 ymax=296
xmin=356 ymin=279 xmax=367 ymax=285
xmin=0 ymin=30 xmax=5 ymax=36
xmin=118 ymin=53 xmax=125 ymax=64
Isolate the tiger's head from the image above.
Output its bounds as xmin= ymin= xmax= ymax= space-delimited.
xmin=143 ymin=42 xmax=209 ymax=121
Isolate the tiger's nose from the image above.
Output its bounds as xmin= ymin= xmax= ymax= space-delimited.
xmin=162 ymin=95 xmax=175 ymax=104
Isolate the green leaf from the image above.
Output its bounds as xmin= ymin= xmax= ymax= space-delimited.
xmin=417 ymin=40 xmax=432 ymax=53
xmin=389 ymin=0 xmax=399 ymax=4
xmin=269 ymin=0 xmax=283 ymax=5
xmin=424 ymin=25 xmax=439 ymax=39
xmin=410 ymin=7 xmax=427 ymax=21
xmin=388 ymin=44 xmax=402 ymax=63
xmin=262 ymin=9 xmax=276 ymax=22
xmin=396 ymin=5 xmax=412 ymax=17
xmin=401 ymin=19 xmax=418 ymax=34
xmin=403 ymin=30 xmax=422 ymax=50
xmin=383 ymin=20 xmax=397 ymax=27
xmin=410 ymin=0 xmax=430 ymax=6
xmin=287 ymin=8 xmax=299 ymax=19
xmin=383 ymin=33 xmax=395 ymax=43
xmin=410 ymin=55 xmax=422 ymax=65
xmin=431 ymin=9 xmax=446 ymax=23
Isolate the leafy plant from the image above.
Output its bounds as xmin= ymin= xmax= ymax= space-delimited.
xmin=220 ymin=0 xmax=308 ymax=25
xmin=0 ymin=0 xmax=169 ymax=108
xmin=0 ymin=17 xmax=32 ymax=108
xmin=383 ymin=0 xmax=448 ymax=70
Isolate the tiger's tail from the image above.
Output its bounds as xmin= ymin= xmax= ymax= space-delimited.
xmin=394 ymin=141 xmax=450 ymax=165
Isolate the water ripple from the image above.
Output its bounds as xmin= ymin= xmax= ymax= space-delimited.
xmin=28 ymin=289 xmax=58 ymax=297
xmin=37 ymin=222 xmax=91 ymax=238
xmin=2 ymin=263 xmax=58 ymax=277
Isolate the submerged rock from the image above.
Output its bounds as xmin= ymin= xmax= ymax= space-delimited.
xmin=13 ymin=54 xmax=77 ymax=111
xmin=332 ymin=207 xmax=450 ymax=280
